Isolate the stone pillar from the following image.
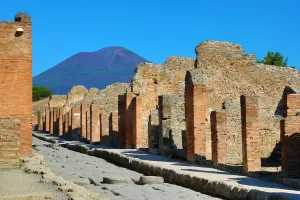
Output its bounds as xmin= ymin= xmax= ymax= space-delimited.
xmin=132 ymin=96 xmax=143 ymax=148
xmin=90 ymin=104 xmax=100 ymax=144
xmin=64 ymin=112 xmax=69 ymax=138
xmin=125 ymin=92 xmax=136 ymax=148
xmin=185 ymin=70 xmax=207 ymax=163
xmin=100 ymin=110 xmax=110 ymax=146
xmin=149 ymin=109 xmax=159 ymax=152
xmin=86 ymin=109 xmax=91 ymax=142
xmin=241 ymin=95 xmax=260 ymax=173
xmin=71 ymin=106 xmax=81 ymax=141
xmin=282 ymin=94 xmax=300 ymax=178
xmin=109 ymin=111 xmax=118 ymax=146
xmin=38 ymin=111 xmax=43 ymax=131
xmin=53 ymin=108 xmax=58 ymax=135
xmin=58 ymin=108 xmax=64 ymax=137
xmin=211 ymin=110 xmax=227 ymax=167
xmin=0 ymin=119 xmax=20 ymax=169
xmin=81 ymin=104 xmax=89 ymax=140
xmin=45 ymin=107 xmax=50 ymax=132
xmin=118 ymin=95 xmax=126 ymax=147
xmin=68 ymin=111 xmax=72 ymax=139
xmin=49 ymin=108 xmax=54 ymax=134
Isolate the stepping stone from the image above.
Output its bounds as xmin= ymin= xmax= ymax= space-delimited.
xmin=138 ymin=176 xmax=164 ymax=185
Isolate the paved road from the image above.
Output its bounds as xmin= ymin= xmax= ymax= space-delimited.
xmin=33 ymin=137 xmax=222 ymax=200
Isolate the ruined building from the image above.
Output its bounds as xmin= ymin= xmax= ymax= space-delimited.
xmin=0 ymin=13 xmax=32 ymax=168
xmin=35 ymin=41 xmax=300 ymax=178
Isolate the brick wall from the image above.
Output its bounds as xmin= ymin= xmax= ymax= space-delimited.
xmin=132 ymin=96 xmax=143 ymax=148
xmin=0 ymin=118 xmax=20 ymax=168
xmin=109 ymin=111 xmax=118 ymax=146
xmin=282 ymin=94 xmax=300 ymax=178
xmin=211 ymin=111 xmax=227 ymax=167
xmin=125 ymin=92 xmax=135 ymax=148
xmin=71 ymin=106 xmax=81 ymax=140
xmin=100 ymin=110 xmax=110 ymax=146
xmin=90 ymin=104 xmax=100 ymax=144
xmin=80 ymin=104 xmax=89 ymax=140
xmin=241 ymin=95 xmax=261 ymax=172
xmin=0 ymin=14 xmax=32 ymax=156
xmin=185 ymin=69 xmax=207 ymax=163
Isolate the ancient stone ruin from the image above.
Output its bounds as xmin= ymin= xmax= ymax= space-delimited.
xmin=34 ymin=40 xmax=300 ymax=179
xmin=0 ymin=13 xmax=32 ymax=168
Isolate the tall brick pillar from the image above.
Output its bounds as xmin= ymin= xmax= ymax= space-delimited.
xmin=109 ymin=111 xmax=118 ymax=146
xmin=86 ymin=109 xmax=91 ymax=142
xmin=45 ymin=107 xmax=50 ymax=132
xmin=0 ymin=119 xmax=20 ymax=168
xmin=81 ymin=104 xmax=89 ymax=140
xmin=118 ymin=95 xmax=126 ymax=147
xmin=53 ymin=108 xmax=58 ymax=135
xmin=282 ymin=94 xmax=300 ymax=178
xmin=185 ymin=70 xmax=207 ymax=163
xmin=100 ymin=110 xmax=110 ymax=146
xmin=58 ymin=108 xmax=64 ymax=137
xmin=125 ymin=92 xmax=135 ymax=148
xmin=211 ymin=111 xmax=227 ymax=167
xmin=49 ymin=108 xmax=54 ymax=134
xmin=68 ymin=111 xmax=72 ymax=139
xmin=241 ymin=95 xmax=260 ymax=173
xmin=71 ymin=106 xmax=81 ymax=141
xmin=0 ymin=13 xmax=33 ymax=156
xmin=132 ymin=96 xmax=143 ymax=149
xmin=38 ymin=110 xmax=43 ymax=131
xmin=90 ymin=104 xmax=100 ymax=144
xmin=64 ymin=112 xmax=69 ymax=138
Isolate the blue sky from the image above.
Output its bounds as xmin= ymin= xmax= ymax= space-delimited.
xmin=1 ymin=0 xmax=299 ymax=76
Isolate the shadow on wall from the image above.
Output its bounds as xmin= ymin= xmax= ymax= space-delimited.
xmin=262 ymin=86 xmax=299 ymax=167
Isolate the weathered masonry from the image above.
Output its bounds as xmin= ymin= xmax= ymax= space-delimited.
xmin=0 ymin=13 xmax=32 ymax=168
xmin=36 ymin=41 xmax=300 ymax=179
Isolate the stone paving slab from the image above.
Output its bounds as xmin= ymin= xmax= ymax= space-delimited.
xmin=33 ymin=132 xmax=300 ymax=200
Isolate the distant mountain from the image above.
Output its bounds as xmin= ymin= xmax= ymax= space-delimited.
xmin=33 ymin=46 xmax=149 ymax=94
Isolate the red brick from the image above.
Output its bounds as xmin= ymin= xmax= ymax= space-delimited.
xmin=125 ymin=92 xmax=135 ymax=148
xmin=81 ymin=104 xmax=89 ymax=140
xmin=211 ymin=111 xmax=227 ymax=167
xmin=100 ymin=110 xmax=110 ymax=146
xmin=109 ymin=111 xmax=118 ymax=146
xmin=118 ymin=95 xmax=126 ymax=147
xmin=90 ymin=104 xmax=100 ymax=144
xmin=241 ymin=95 xmax=261 ymax=172
xmin=132 ymin=96 xmax=143 ymax=148
xmin=0 ymin=14 xmax=32 ymax=156
xmin=71 ymin=106 xmax=81 ymax=140
xmin=58 ymin=108 xmax=64 ymax=137
xmin=185 ymin=83 xmax=207 ymax=162
xmin=49 ymin=108 xmax=54 ymax=134
xmin=45 ymin=107 xmax=50 ymax=132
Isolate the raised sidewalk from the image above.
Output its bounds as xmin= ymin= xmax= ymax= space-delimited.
xmin=33 ymin=131 xmax=300 ymax=200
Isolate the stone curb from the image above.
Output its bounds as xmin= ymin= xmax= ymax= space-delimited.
xmin=19 ymin=151 xmax=104 ymax=200
xmin=33 ymin=133 xmax=294 ymax=200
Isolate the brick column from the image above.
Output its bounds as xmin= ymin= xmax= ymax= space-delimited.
xmin=90 ymin=104 xmax=100 ymax=144
xmin=211 ymin=111 xmax=227 ymax=167
xmin=100 ymin=110 xmax=110 ymax=146
xmin=282 ymin=94 xmax=300 ymax=178
xmin=58 ymin=108 xmax=64 ymax=137
xmin=81 ymin=104 xmax=89 ymax=140
xmin=45 ymin=107 xmax=50 ymax=132
xmin=68 ymin=111 xmax=72 ymax=139
xmin=49 ymin=108 xmax=54 ymax=134
xmin=241 ymin=95 xmax=260 ymax=173
xmin=53 ymin=108 xmax=58 ymax=135
xmin=64 ymin=112 xmax=69 ymax=138
xmin=109 ymin=111 xmax=118 ymax=146
xmin=0 ymin=119 xmax=20 ymax=169
xmin=132 ymin=96 xmax=143 ymax=149
xmin=71 ymin=106 xmax=81 ymax=141
xmin=86 ymin=109 xmax=91 ymax=142
xmin=125 ymin=92 xmax=135 ymax=148
xmin=38 ymin=111 xmax=43 ymax=131
xmin=118 ymin=95 xmax=126 ymax=147
xmin=185 ymin=70 xmax=207 ymax=163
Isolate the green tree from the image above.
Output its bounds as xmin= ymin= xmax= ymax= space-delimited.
xmin=32 ymin=86 xmax=53 ymax=102
xmin=257 ymin=51 xmax=290 ymax=67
